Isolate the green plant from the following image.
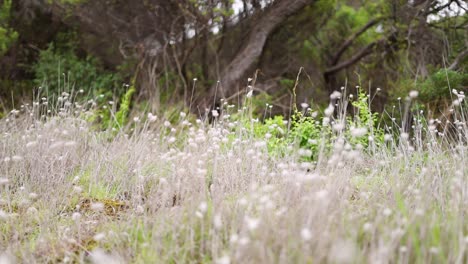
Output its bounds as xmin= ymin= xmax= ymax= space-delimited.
xmin=289 ymin=111 xmax=330 ymax=161
xmin=91 ymin=81 xmax=135 ymax=131
xmin=32 ymin=43 xmax=121 ymax=96
xmin=349 ymin=89 xmax=384 ymax=147
xmin=419 ymin=69 xmax=468 ymax=103
xmin=114 ymin=82 xmax=136 ymax=130
xmin=252 ymin=115 xmax=289 ymax=156
xmin=0 ymin=0 xmax=18 ymax=55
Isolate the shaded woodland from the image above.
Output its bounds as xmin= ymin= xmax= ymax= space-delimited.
xmin=0 ymin=0 xmax=467 ymax=117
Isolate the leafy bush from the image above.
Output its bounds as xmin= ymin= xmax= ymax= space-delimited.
xmin=348 ymin=89 xmax=384 ymax=147
xmin=252 ymin=115 xmax=289 ymax=156
xmin=88 ymin=81 xmax=136 ymax=131
xmin=114 ymin=83 xmax=136 ymax=129
xmin=287 ymin=89 xmax=384 ymax=160
xmin=0 ymin=0 xmax=18 ymax=55
xmin=419 ymin=69 xmax=468 ymax=103
xmin=289 ymin=112 xmax=328 ymax=160
xmin=32 ymin=43 xmax=121 ymax=96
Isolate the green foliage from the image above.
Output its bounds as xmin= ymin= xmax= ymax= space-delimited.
xmin=77 ymin=167 xmax=118 ymax=200
xmin=419 ymin=69 xmax=468 ymax=102
xmin=289 ymin=111 xmax=329 ymax=160
xmin=32 ymin=43 xmax=121 ymax=96
xmin=250 ymin=93 xmax=275 ymax=115
xmin=390 ymin=67 xmax=468 ymax=116
xmin=282 ymin=89 xmax=385 ymax=161
xmin=279 ymin=78 xmax=295 ymax=89
xmin=252 ymin=115 xmax=288 ymax=156
xmin=87 ymin=80 xmax=135 ymax=131
xmin=331 ymin=2 xmax=383 ymax=43
xmin=158 ymin=71 xmax=181 ymax=104
xmin=349 ymin=89 xmax=384 ymax=147
xmin=0 ymin=0 xmax=18 ymax=56
xmin=300 ymin=0 xmax=384 ymax=66
xmin=301 ymin=39 xmax=322 ymax=65
xmin=114 ymin=82 xmax=136 ymax=130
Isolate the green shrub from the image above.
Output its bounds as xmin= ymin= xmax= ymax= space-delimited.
xmin=289 ymin=112 xmax=326 ymax=160
xmin=0 ymin=0 xmax=18 ymax=55
xmin=252 ymin=115 xmax=289 ymax=156
xmin=32 ymin=43 xmax=121 ymax=96
xmin=419 ymin=69 xmax=468 ymax=103
xmin=348 ymin=89 xmax=384 ymax=147
xmin=88 ymin=80 xmax=136 ymax=131
xmin=114 ymin=82 xmax=136 ymax=130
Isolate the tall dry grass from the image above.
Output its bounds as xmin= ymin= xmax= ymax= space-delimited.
xmin=0 ymin=88 xmax=466 ymax=263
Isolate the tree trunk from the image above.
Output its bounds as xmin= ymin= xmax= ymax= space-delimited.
xmin=209 ymin=0 xmax=313 ymax=104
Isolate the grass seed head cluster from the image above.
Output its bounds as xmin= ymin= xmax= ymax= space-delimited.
xmin=0 ymin=86 xmax=466 ymax=263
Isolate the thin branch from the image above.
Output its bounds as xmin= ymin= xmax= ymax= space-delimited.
xmin=448 ymin=48 xmax=468 ymax=70
xmin=425 ymin=0 xmax=456 ymax=15
xmin=325 ymin=39 xmax=384 ymax=75
xmin=429 ymin=21 xmax=468 ymax=30
xmin=331 ymin=17 xmax=384 ymax=65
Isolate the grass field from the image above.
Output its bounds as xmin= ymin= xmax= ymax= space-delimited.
xmin=0 ymin=88 xmax=466 ymax=263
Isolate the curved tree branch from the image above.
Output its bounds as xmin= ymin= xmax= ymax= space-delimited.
xmin=448 ymin=48 xmax=468 ymax=70
xmin=324 ymin=38 xmax=385 ymax=76
xmin=211 ymin=0 xmax=314 ymax=100
xmin=331 ymin=17 xmax=384 ymax=65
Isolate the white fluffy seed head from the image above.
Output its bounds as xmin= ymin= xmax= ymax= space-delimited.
xmin=147 ymin=113 xmax=158 ymax=122
xmin=135 ymin=205 xmax=144 ymax=215
xmin=383 ymin=208 xmax=392 ymax=216
xmin=28 ymin=193 xmax=39 ymax=201
xmin=245 ymin=216 xmax=260 ymax=231
xmin=400 ymin=133 xmax=409 ymax=140
xmin=213 ymin=214 xmax=223 ymax=229
xmin=198 ymin=202 xmax=208 ymax=213
xmin=0 ymin=178 xmax=9 ymax=186
xmin=298 ymin=148 xmax=313 ymax=157
xmin=409 ymin=90 xmax=419 ymax=99
xmin=26 ymin=141 xmax=38 ymax=148
xmin=324 ymin=105 xmax=335 ymax=117
xmin=350 ymin=127 xmax=367 ymax=137
xmin=330 ymin=91 xmax=342 ymax=100
xmin=93 ymin=233 xmax=106 ymax=242
xmin=215 ymin=255 xmax=230 ymax=264
xmin=90 ymin=248 xmax=122 ymax=264
xmin=72 ymin=212 xmax=82 ymax=221
xmin=363 ymin=222 xmax=372 ymax=232
xmin=26 ymin=207 xmax=38 ymax=216
xmin=0 ymin=210 xmax=8 ymax=221
xmin=73 ymin=186 xmax=83 ymax=194
xmin=11 ymin=156 xmax=23 ymax=162
xmin=333 ymin=122 xmax=345 ymax=132
xmin=384 ymin=134 xmax=392 ymax=141
xmin=301 ymin=228 xmax=312 ymax=241
xmin=90 ymin=202 xmax=104 ymax=212
xmin=328 ymin=239 xmax=356 ymax=264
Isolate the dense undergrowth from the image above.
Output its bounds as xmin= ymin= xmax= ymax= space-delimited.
xmin=0 ymin=84 xmax=467 ymax=263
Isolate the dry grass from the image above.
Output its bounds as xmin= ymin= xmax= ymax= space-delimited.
xmin=0 ymin=89 xmax=467 ymax=263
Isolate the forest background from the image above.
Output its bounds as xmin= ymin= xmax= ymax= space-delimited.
xmin=0 ymin=0 xmax=466 ymax=118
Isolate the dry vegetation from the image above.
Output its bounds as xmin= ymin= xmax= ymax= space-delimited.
xmin=0 ymin=87 xmax=467 ymax=263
